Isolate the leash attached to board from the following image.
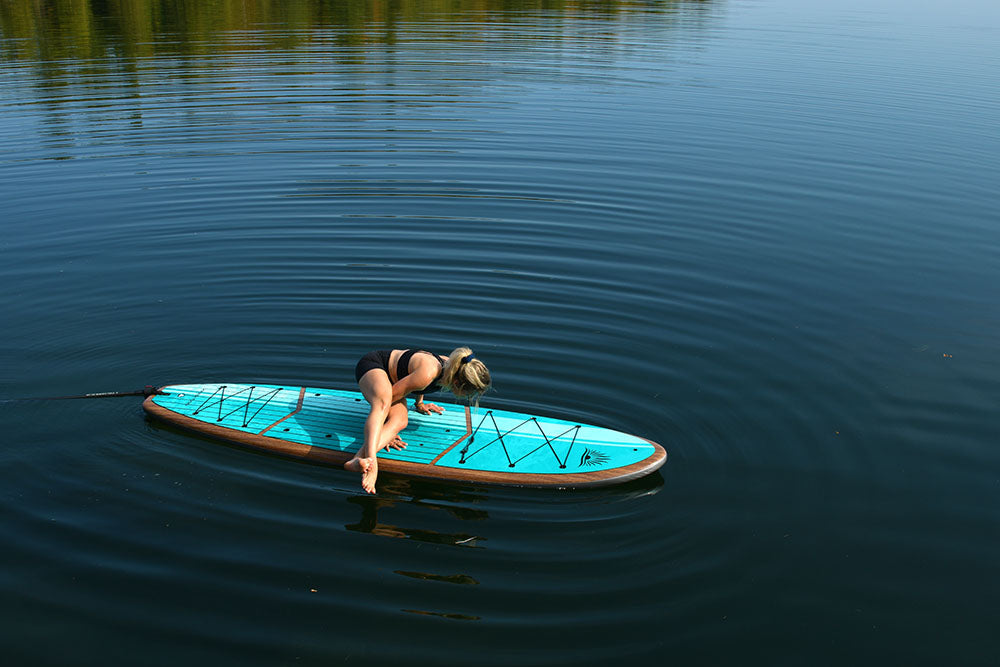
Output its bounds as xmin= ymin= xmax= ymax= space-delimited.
xmin=3 ymin=385 xmax=167 ymax=402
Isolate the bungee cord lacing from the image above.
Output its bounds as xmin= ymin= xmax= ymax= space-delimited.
xmin=190 ymin=385 xmax=283 ymax=428
xmin=459 ymin=409 xmax=582 ymax=469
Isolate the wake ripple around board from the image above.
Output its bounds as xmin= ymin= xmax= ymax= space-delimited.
xmin=3 ymin=2 xmax=1000 ymax=665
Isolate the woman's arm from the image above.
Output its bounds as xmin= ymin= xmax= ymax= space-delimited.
xmin=389 ymin=375 xmax=428 ymax=403
xmin=389 ymin=358 xmax=436 ymax=403
xmin=389 ymin=353 xmax=444 ymax=413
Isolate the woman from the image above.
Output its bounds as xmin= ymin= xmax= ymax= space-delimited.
xmin=347 ymin=347 xmax=491 ymax=493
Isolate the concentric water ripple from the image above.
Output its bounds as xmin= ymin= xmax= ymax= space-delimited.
xmin=3 ymin=1 xmax=1000 ymax=665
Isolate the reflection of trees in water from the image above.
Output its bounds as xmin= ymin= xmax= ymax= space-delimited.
xmin=1 ymin=0 xmax=719 ymax=63
xmin=1 ymin=0 xmax=720 ymax=148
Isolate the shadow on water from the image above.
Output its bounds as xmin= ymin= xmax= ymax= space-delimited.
xmin=345 ymin=495 xmax=487 ymax=547
xmin=346 ymin=472 xmax=663 ymax=543
xmin=145 ymin=410 xmax=666 ymax=561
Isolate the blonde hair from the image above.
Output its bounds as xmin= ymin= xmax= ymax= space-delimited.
xmin=441 ymin=347 xmax=491 ymax=404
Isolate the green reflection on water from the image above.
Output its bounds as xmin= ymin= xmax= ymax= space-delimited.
xmin=1 ymin=0 xmax=715 ymax=63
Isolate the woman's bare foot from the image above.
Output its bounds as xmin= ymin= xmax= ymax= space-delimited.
xmin=344 ymin=456 xmax=371 ymax=474
xmin=345 ymin=456 xmax=378 ymax=494
xmin=361 ymin=457 xmax=378 ymax=494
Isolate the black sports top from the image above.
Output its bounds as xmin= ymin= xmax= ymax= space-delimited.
xmin=396 ymin=349 xmax=444 ymax=395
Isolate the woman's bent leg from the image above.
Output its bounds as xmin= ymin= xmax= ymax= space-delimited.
xmin=376 ymin=401 xmax=409 ymax=452
xmin=346 ymin=369 xmax=392 ymax=493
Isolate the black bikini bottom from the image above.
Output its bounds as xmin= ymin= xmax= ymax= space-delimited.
xmin=354 ymin=349 xmax=392 ymax=382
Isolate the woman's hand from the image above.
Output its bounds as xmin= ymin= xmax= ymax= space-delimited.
xmin=385 ymin=435 xmax=407 ymax=450
xmin=414 ymin=401 xmax=444 ymax=415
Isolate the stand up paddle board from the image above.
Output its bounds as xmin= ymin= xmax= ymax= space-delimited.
xmin=144 ymin=383 xmax=666 ymax=488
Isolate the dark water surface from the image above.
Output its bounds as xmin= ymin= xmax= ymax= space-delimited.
xmin=2 ymin=0 xmax=999 ymax=664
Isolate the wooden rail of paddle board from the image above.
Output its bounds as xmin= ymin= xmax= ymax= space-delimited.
xmin=143 ymin=396 xmax=666 ymax=488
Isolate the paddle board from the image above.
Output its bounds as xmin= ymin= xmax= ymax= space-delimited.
xmin=144 ymin=383 xmax=666 ymax=488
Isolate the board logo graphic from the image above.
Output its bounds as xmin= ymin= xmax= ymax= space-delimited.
xmin=579 ymin=448 xmax=609 ymax=468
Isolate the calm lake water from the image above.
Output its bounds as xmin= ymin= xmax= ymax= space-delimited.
xmin=2 ymin=0 xmax=999 ymax=664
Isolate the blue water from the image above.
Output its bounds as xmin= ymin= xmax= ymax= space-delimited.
xmin=2 ymin=0 xmax=999 ymax=664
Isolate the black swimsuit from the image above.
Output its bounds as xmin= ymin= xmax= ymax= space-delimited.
xmin=354 ymin=349 xmax=444 ymax=394
xmin=354 ymin=349 xmax=392 ymax=382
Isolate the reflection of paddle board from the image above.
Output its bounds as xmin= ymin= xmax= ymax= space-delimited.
xmin=144 ymin=383 xmax=666 ymax=487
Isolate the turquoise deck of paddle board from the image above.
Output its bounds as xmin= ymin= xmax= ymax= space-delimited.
xmin=149 ymin=383 xmax=662 ymax=478
xmin=434 ymin=409 xmax=652 ymax=474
